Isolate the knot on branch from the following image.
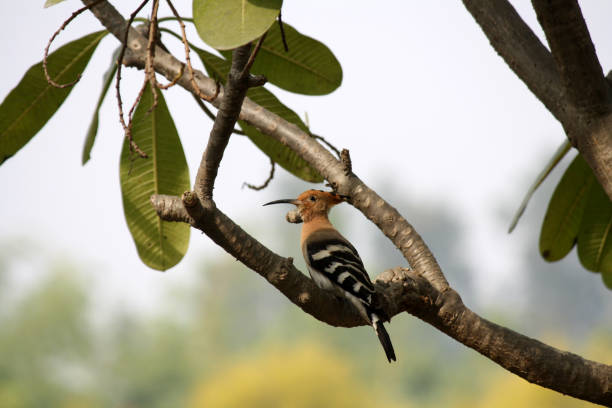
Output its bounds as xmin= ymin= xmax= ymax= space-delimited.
xmin=122 ymin=48 xmax=143 ymax=69
xmin=247 ymin=74 xmax=267 ymax=88
xmin=270 ymin=257 xmax=293 ymax=285
xmin=182 ymin=190 xmax=198 ymax=208
xmin=180 ymin=191 xmax=214 ymax=223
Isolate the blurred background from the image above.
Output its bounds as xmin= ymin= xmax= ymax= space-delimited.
xmin=1 ymin=1 xmax=611 ymax=407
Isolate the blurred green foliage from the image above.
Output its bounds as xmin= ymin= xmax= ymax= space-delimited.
xmin=0 ymin=243 xmax=608 ymax=408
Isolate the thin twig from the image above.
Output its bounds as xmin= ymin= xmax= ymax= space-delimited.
xmin=145 ymin=0 xmax=161 ymax=111
xmin=278 ymin=10 xmax=289 ymax=52
xmin=243 ymin=158 xmax=275 ymax=190
xmin=115 ymin=0 xmax=149 ymax=158
xmin=127 ymin=80 xmax=148 ymax=125
xmin=43 ymin=0 xmax=106 ymax=88
xmin=166 ymin=0 xmax=219 ymax=102
xmin=311 ymin=133 xmax=341 ymax=158
xmin=149 ymin=24 xmax=182 ymax=89
xmin=157 ymin=64 xmax=183 ymax=89
xmin=126 ymin=80 xmax=149 ymax=158
xmin=241 ymin=31 xmax=268 ymax=79
xmin=115 ymin=0 xmax=150 ymax=158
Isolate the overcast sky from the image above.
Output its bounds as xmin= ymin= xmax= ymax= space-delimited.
xmin=1 ymin=1 xmax=611 ymax=316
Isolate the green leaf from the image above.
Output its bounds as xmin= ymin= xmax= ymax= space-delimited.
xmin=195 ymin=48 xmax=231 ymax=83
xmin=577 ymin=178 xmax=612 ymax=274
xmin=0 ymin=31 xmax=107 ymax=165
xmin=602 ymin=269 xmax=612 ymax=289
xmin=44 ymin=0 xmax=66 ymax=7
xmin=195 ymin=48 xmax=323 ymax=182
xmin=509 ymin=140 xmax=571 ymax=233
xmin=220 ymin=22 xmax=342 ymax=95
xmin=119 ymin=84 xmax=191 ymax=271
xmin=193 ymin=0 xmax=282 ymax=50
xmin=82 ymin=47 xmax=119 ymax=165
xmin=539 ymin=154 xmax=595 ymax=261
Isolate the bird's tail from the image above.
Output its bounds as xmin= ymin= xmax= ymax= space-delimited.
xmin=371 ymin=313 xmax=396 ymax=362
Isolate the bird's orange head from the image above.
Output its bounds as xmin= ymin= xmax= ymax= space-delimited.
xmin=264 ymin=189 xmax=348 ymax=222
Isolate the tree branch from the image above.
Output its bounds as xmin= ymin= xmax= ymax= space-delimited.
xmin=194 ymin=44 xmax=253 ymax=200
xmin=462 ymin=0 xmax=571 ymax=125
xmin=532 ymin=0 xmax=610 ymax=117
xmin=84 ymin=1 xmax=612 ymax=404
xmin=463 ymin=0 xmax=612 ymax=214
xmin=529 ymin=0 xmax=612 ymax=204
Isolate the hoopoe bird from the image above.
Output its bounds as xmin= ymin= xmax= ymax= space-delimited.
xmin=264 ymin=189 xmax=396 ymax=362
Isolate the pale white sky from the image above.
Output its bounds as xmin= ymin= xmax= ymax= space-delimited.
xmin=1 ymin=1 xmax=611 ymax=315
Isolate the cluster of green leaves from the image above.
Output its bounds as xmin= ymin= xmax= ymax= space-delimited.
xmin=540 ymin=154 xmax=612 ymax=288
xmin=0 ymin=0 xmax=342 ymax=270
xmin=512 ymin=143 xmax=612 ymax=290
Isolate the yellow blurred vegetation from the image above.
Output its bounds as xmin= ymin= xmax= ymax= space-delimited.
xmin=471 ymin=373 xmax=599 ymax=408
xmin=189 ymin=342 xmax=405 ymax=408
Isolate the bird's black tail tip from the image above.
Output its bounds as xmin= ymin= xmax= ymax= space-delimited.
xmin=373 ymin=318 xmax=396 ymax=363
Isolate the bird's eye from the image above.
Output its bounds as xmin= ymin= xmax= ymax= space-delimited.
xmin=309 ymin=195 xmax=316 ymax=202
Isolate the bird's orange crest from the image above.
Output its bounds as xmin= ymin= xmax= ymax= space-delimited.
xmin=295 ymin=190 xmax=346 ymax=222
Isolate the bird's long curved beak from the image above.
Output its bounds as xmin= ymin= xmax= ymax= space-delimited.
xmin=263 ymin=198 xmax=300 ymax=206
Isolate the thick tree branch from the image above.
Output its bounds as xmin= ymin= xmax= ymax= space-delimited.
xmin=462 ymin=0 xmax=571 ymax=126
xmin=529 ymin=0 xmax=612 ymax=203
xmin=532 ymin=0 xmax=610 ymax=117
xmin=463 ymin=0 xmax=612 ymax=212
xmin=85 ymin=1 xmax=612 ymax=404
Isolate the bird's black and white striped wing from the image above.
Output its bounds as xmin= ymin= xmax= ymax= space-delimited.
xmin=304 ymin=229 xmax=375 ymax=307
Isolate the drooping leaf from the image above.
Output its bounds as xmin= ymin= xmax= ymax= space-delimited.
xmin=577 ymin=178 xmax=612 ymax=274
xmin=82 ymin=47 xmax=119 ymax=165
xmin=195 ymin=48 xmax=323 ymax=182
xmin=44 ymin=0 xmax=67 ymax=7
xmin=119 ymin=84 xmax=190 ymax=271
xmin=0 ymin=31 xmax=107 ymax=165
xmin=220 ymin=21 xmax=342 ymax=95
xmin=509 ymin=140 xmax=571 ymax=233
xmin=539 ymin=154 xmax=595 ymax=261
xmin=193 ymin=0 xmax=282 ymax=50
